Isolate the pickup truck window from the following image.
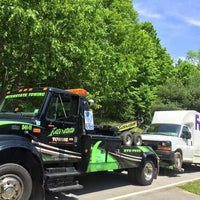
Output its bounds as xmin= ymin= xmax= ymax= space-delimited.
xmin=181 ymin=126 xmax=191 ymax=139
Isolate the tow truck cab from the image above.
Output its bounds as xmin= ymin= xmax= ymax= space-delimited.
xmin=0 ymin=87 xmax=90 ymax=149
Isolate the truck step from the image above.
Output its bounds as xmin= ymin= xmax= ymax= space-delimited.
xmin=45 ymin=167 xmax=83 ymax=192
xmin=48 ymin=182 xmax=83 ymax=193
xmin=45 ymin=167 xmax=81 ymax=179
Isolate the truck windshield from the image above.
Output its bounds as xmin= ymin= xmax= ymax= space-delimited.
xmin=0 ymin=92 xmax=46 ymax=118
xmin=144 ymin=124 xmax=181 ymax=137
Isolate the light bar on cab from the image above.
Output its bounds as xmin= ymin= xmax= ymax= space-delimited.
xmin=66 ymin=88 xmax=87 ymax=96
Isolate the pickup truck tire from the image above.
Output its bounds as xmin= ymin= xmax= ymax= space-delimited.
xmin=0 ymin=163 xmax=32 ymax=200
xmin=174 ymin=151 xmax=183 ymax=170
xmin=121 ymin=131 xmax=133 ymax=146
xmin=135 ymin=160 xmax=155 ymax=186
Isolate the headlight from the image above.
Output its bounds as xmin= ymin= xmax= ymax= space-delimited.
xmin=157 ymin=141 xmax=171 ymax=151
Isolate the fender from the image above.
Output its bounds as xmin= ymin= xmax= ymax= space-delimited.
xmin=0 ymin=134 xmax=43 ymax=167
xmin=0 ymin=134 xmax=45 ymax=197
xmin=0 ymin=134 xmax=39 ymax=152
xmin=138 ymin=146 xmax=159 ymax=170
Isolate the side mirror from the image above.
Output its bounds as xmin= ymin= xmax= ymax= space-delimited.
xmin=88 ymin=99 xmax=94 ymax=106
xmin=181 ymin=131 xmax=191 ymax=139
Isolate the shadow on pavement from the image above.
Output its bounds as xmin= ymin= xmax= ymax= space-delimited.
xmin=159 ymin=164 xmax=200 ymax=177
xmin=46 ymin=165 xmax=200 ymax=199
xmin=45 ymin=171 xmax=131 ymax=199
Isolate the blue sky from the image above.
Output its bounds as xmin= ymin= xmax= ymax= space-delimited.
xmin=133 ymin=0 xmax=200 ymax=60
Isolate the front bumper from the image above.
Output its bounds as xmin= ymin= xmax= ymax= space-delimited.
xmin=156 ymin=150 xmax=175 ymax=164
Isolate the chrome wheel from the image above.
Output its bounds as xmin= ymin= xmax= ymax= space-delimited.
xmin=144 ymin=162 xmax=154 ymax=181
xmin=0 ymin=174 xmax=23 ymax=200
xmin=135 ymin=160 xmax=155 ymax=185
xmin=0 ymin=164 xmax=32 ymax=200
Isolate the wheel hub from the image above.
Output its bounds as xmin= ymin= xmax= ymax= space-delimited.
xmin=126 ymin=136 xmax=132 ymax=145
xmin=0 ymin=175 xmax=23 ymax=200
xmin=144 ymin=163 xmax=153 ymax=181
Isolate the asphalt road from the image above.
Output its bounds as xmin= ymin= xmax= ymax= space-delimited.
xmin=46 ymin=165 xmax=200 ymax=200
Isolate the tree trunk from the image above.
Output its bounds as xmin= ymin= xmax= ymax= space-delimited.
xmin=0 ymin=66 xmax=8 ymax=102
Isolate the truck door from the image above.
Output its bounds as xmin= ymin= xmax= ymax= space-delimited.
xmin=180 ymin=125 xmax=194 ymax=161
xmin=44 ymin=93 xmax=80 ymax=149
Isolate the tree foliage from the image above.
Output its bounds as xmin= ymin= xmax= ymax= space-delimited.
xmin=155 ymin=55 xmax=200 ymax=114
xmin=186 ymin=50 xmax=200 ymax=66
xmin=0 ymin=0 xmax=173 ymax=122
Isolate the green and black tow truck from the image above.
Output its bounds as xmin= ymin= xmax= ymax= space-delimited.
xmin=0 ymin=87 xmax=159 ymax=200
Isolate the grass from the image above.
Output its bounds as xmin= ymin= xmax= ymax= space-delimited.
xmin=179 ymin=180 xmax=200 ymax=196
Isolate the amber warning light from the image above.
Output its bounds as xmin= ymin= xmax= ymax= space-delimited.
xmin=33 ymin=128 xmax=41 ymax=134
xmin=66 ymin=88 xmax=87 ymax=96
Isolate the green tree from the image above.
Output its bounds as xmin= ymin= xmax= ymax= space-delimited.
xmin=0 ymin=0 xmax=48 ymax=95
xmin=154 ymin=60 xmax=200 ymax=113
xmin=123 ymin=22 xmax=173 ymax=120
xmin=0 ymin=0 xmax=174 ymax=122
xmin=185 ymin=71 xmax=200 ymax=111
xmin=153 ymin=79 xmax=188 ymax=111
xmin=186 ymin=50 xmax=200 ymax=66
xmin=173 ymin=60 xmax=197 ymax=85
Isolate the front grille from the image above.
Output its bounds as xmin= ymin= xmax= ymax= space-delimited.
xmin=142 ymin=140 xmax=158 ymax=150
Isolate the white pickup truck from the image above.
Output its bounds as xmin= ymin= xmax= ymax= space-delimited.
xmin=142 ymin=110 xmax=200 ymax=171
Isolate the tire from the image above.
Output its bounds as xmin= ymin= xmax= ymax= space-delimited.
xmin=30 ymin=181 xmax=45 ymax=200
xmin=174 ymin=151 xmax=183 ymax=170
xmin=133 ymin=133 xmax=142 ymax=146
xmin=121 ymin=131 xmax=133 ymax=146
xmin=0 ymin=163 xmax=32 ymax=200
xmin=135 ymin=160 xmax=155 ymax=186
xmin=127 ymin=168 xmax=137 ymax=184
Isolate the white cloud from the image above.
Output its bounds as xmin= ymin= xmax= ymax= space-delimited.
xmin=138 ymin=9 xmax=161 ymax=19
xmin=133 ymin=0 xmax=200 ymax=59
xmin=134 ymin=3 xmax=162 ymax=19
xmin=186 ymin=18 xmax=200 ymax=27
